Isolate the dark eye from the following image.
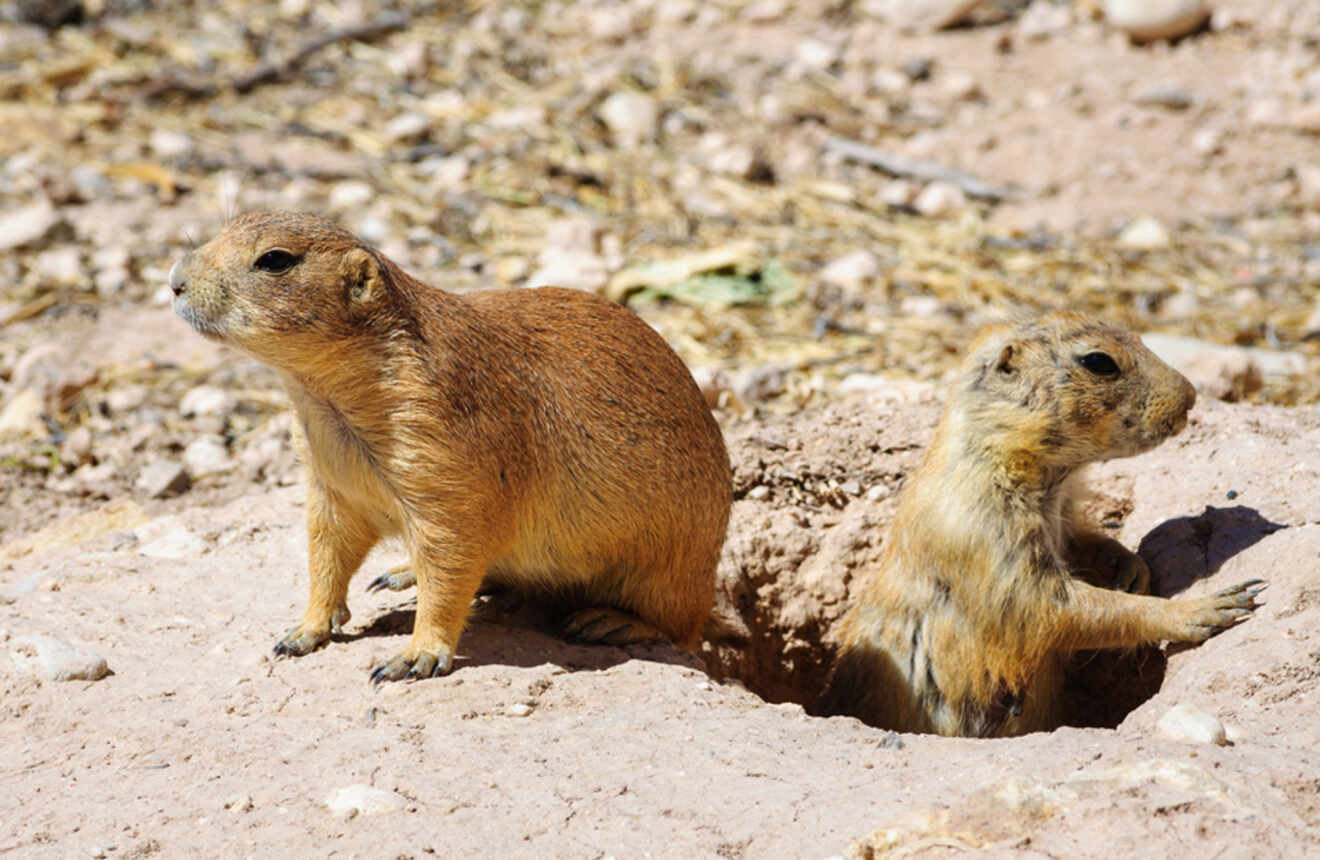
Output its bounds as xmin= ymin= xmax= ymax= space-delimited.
xmin=1077 ymin=351 xmax=1120 ymax=377
xmin=254 ymin=249 xmax=299 ymax=273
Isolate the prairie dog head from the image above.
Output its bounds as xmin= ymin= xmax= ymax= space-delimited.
xmin=168 ymin=211 xmax=393 ymax=367
xmin=953 ymin=312 xmax=1196 ymax=469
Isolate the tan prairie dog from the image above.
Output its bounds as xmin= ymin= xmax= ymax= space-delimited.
xmin=820 ymin=312 xmax=1265 ymax=737
xmin=169 ymin=211 xmax=732 ymax=683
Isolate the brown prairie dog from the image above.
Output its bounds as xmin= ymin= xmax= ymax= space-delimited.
xmin=821 ymin=312 xmax=1265 ymax=737
xmin=169 ymin=211 xmax=732 ymax=684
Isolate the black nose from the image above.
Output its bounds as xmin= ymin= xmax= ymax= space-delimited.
xmin=169 ymin=259 xmax=187 ymax=297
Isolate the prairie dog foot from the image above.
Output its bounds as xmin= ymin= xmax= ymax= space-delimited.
xmin=369 ymin=643 xmax=455 ymax=685
xmin=273 ymin=604 xmax=350 ymax=657
xmin=1179 ymin=579 xmax=1267 ymax=642
xmin=366 ymin=563 xmax=416 ymax=593
xmin=564 ymin=608 xmax=666 ymax=646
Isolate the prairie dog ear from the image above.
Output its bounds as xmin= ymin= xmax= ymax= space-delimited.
xmin=992 ymin=342 xmax=1017 ymax=375
xmin=339 ymin=247 xmax=381 ymax=304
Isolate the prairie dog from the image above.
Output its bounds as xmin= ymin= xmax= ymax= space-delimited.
xmin=821 ymin=312 xmax=1264 ymax=736
xmin=170 ymin=211 xmax=732 ymax=683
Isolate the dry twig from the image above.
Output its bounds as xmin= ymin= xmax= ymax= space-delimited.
xmin=823 ymin=135 xmax=1021 ymax=202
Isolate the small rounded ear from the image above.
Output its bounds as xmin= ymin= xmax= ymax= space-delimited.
xmin=339 ymin=247 xmax=380 ymax=304
xmin=993 ymin=342 xmax=1017 ymax=375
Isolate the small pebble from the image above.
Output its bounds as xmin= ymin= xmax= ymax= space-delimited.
xmin=324 ymin=784 xmax=406 ymax=817
xmin=507 ymin=703 xmax=534 ymax=717
xmin=9 ymin=634 xmax=110 ymax=681
xmin=747 ymin=485 xmax=771 ymax=501
xmin=1157 ymin=702 xmax=1227 ymax=746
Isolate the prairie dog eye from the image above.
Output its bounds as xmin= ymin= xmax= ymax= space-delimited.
xmin=1077 ymin=351 xmax=1120 ymax=377
xmin=254 ymin=249 xmax=300 ymax=273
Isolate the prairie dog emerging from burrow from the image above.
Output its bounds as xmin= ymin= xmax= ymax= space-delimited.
xmin=170 ymin=211 xmax=732 ymax=683
xmin=821 ymin=312 xmax=1265 ymax=737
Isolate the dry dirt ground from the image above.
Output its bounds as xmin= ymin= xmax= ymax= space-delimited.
xmin=2 ymin=1 xmax=1320 ymax=857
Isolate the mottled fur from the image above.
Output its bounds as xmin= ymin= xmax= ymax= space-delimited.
xmin=821 ymin=313 xmax=1264 ymax=736
xmin=170 ymin=212 xmax=732 ymax=682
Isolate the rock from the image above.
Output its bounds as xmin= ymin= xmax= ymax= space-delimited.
xmin=1018 ymin=1 xmax=1073 ymax=40
xmin=697 ymin=133 xmax=755 ymax=178
xmin=382 ymin=112 xmax=431 ymax=143
xmin=1157 ymin=702 xmax=1227 ymax=745
xmin=0 ymin=200 xmax=62 ymax=252
xmin=324 ymin=784 xmax=406 ymax=817
xmin=939 ymin=72 xmax=982 ymax=102
xmin=104 ymin=385 xmax=149 ymax=415
xmin=1291 ymin=104 xmax=1320 ymax=136
xmin=1178 ymin=350 xmax=1263 ymax=402
xmin=136 ymin=461 xmax=191 ymax=499
xmin=224 ymin=794 xmax=254 ymax=813
xmin=1104 ymin=0 xmax=1209 ymax=42
xmin=34 ymin=246 xmax=82 ymax=285
xmin=913 ymin=181 xmax=967 ymax=217
xmin=819 ymin=250 xmax=881 ymax=287
xmin=9 ymin=634 xmax=110 ymax=682
xmin=1117 ymin=215 xmax=1171 ymax=250
xmin=1133 ymin=85 xmax=1198 ymax=111
xmin=1191 ymin=128 xmax=1222 ymax=156
xmin=1296 ymin=164 xmax=1320 ymax=208
xmin=0 ymin=388 xmax=46 ymax=440
xmin=880 ymin=179 xmax=919 ymax=208
xmin=149 ymin=129 xmax=194 ymax=159
xmin=179 ymin=385 xmax=237 ymax=419
xmin=598 ymin=91 xmax=660 ymax=149
xmin=1142 ymin=332 xmax=1305 ymax=380
xmin=183 ymin=436 xmax=233 ymax=478
xmin=526 ymin=249 xmax=609 ymax=292
xmin=861 ymin=0 xmax=982 ymax=31
xmin=506 ymin=703 xmax=534 ymax=717
xmin=329 ymin=181 xmax=375 ymax=211
xmin=793 ymin=40 xmax=838 ymax=73
xmin=872 ymin=68 xmax=910 ymax=96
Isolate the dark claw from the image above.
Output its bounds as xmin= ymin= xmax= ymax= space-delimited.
xmin=369 ymin=664 xmax=392 ymax=686
xmin=365 ymin=574 xmax=391 ymax=594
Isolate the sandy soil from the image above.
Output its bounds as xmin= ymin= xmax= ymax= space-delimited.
xmin=3 ymin=1 xmax=1320 ymax=857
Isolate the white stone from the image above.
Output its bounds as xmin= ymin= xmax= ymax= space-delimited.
xmin=1117 ymin=215 xmax=1171 ymax=250
xmin=861 ymin=0 xmax=982 ymax=30
xmin=0 ymin=388 xmax=45 ymax=440
xmin=913 ymin=181 xmax=967 ymax=217
xmin=383 ymin=112 xmax=431 ymax=143
xmin=794 ymin=40 xmax=838 ymax=72
xmin=1157 ymin=702 xmax=1227 ymax=745
xmin=507 ymin=703 xmax=534 ymax=717
xmin=698 ymin=133 xmax=755 ymax=177
xmin=105 ymin=385 xmax=149 ymax=414
xmin=0 ymin=200 xmax=61 ymax=251
xmin=34 ymin=246 xmax=82 ymax=284
xmin=136 ymin=461 xmax=191 ymax=499
xmin=880 ymin=179 xmax=918 ymax=207
xmin=1142 ymin=332 xmax=1305 ymax=379
xmin=747 ymin=485 xmax=770 ymax=501
xmin=820 ymin=250 xmax=881 ymax=287
xmin=1191 ymin=128 xmax=1222 ymax=156
xmin=1018 ymin=1 xmax=1072 ymax=39
xmin=179 ymin=385 xmax=236 ymax=418
xmin=872 ymin=68 xmax=910 ymax=95
xmin=527 ymin=249 xmax=609 ymax=292
xmin=184 ymin=436 xmax=233 ymax=477
xmin=324 ymin=784 xmax=406 ymax=817
xmin=149 ymin=129 xmax=194 ymax=159
xmin=9 ymin=634 xmax=110 ymax=681
xmin=1178 ymin=350 xmax=1263 ymax=402
xmin=940 ymin=72 xmax=983 ymax=102
xmin=598 ymin=91 xmax=660 ymax=149
xmin=1104 ymin=0 xmax=1209 ymax=42
xmin=329 ymin=181 xmax=375 ymax=210
xmin=1297 ymin=164 xmax=1320 ymax=208
xmin=417 ymin=155 xmax=469 ymax=187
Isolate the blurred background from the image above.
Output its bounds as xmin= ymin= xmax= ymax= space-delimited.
xmin=1 ymin=0 xmax=1318 ymax=538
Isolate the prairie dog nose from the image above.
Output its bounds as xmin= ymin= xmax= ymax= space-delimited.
xmin=169 ymin=257 xmax=189 ymax=297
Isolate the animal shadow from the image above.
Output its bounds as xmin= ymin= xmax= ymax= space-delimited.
xmin=1137 ymin=504 xmax=1286 ymax=597
xmin=1067 ymin=505 xmax=1285 ymax=729
xmin=343 ymin=589 xmax=702 ymax=674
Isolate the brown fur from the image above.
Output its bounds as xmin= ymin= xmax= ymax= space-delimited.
xmin=820 ymin=312 xmax=1265 ymax=737
xmin=169 ymin=211 xmax=732 ymax=683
